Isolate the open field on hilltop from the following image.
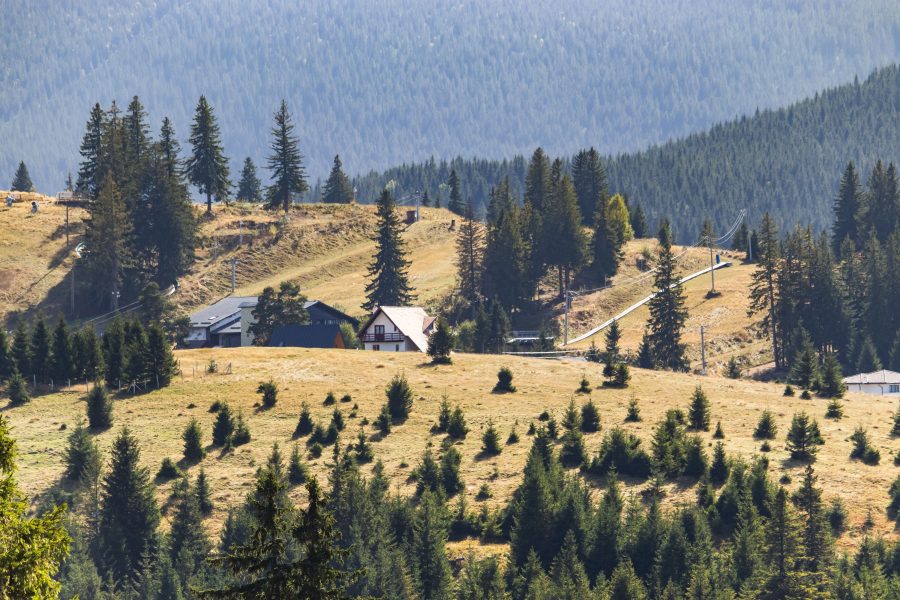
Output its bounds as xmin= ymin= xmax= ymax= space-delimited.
xmin=4 ymin=347 xmax=898 ymax=551
xmin=0 ymin=201 xmax=459 ymax=324
xmin=0 ymin=193 xmax=84 ymax=320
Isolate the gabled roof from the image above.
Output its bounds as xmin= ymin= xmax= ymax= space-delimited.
xmin=189 ymin=296 xmax=258 ymax=328
xmin=269 ymin=324 xmax=344 ymax=348
xmin=303 ymin=300 xmax=359 ymax=328
xmin=843 ymin=370 xmax=900 ymax=385
xmin=361 ymin=306 xmax=433 ymax=351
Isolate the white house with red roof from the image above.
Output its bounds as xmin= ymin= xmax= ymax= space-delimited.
xmin=359 ymin=306 xmax=435 ymax=352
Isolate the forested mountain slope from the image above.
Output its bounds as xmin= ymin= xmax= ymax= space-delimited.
xmin=353 ymin=65 xmax=900 ymax=242
xmin=3 ymin=0 xmax=900 ymax=192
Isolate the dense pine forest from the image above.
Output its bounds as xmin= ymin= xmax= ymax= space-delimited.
xmin=3 ymin=1 xmax=900 ymax=191
xmin=352 ymin=65 xmax=900 ymax=243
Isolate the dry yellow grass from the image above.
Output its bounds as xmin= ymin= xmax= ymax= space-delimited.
xmin=0 ymin=193 xmax=84 ymax=320
xmin=563 ymin=243 xmax=765 ymax=373
xmin=5 ymin=347 xmax=898 ymax=550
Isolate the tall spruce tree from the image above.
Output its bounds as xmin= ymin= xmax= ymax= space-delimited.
xmin=185 ymin=95 xmax=230 ymax=213
xmin=82 ymin=175 xmax=132 ymax=310
xmin=322 ymin=155 xmax=354 ymax=204
xmin=11 ymin=320 xmax=31 ymax=377
xmin=50 ymin=316 xmax=74 ymax=383
xmin=30 ymin=314 xmax=51 ymax=384
xmin=646 ymin=233 xmax=688 ymax=370
xmin=158 ymin=117 xmax=181 ymax=179
xmin=544 ymin=171 xmax=587 ymax=295
xmin=363 ymin=189 xmax=415 ymax=311
xmin=749 ymin=213 xmax=783 ymax=368
xmin=95 ymin=427 xmax=160 ymax=583
xmin=265 ymin=100 xmax=307 ymax=211
xmin=630 ymin=202 xmax=648 ymax=239
xmin=140 ymin=142 xmax=197 ymax=286
xmin=447 ymin=169 xmax=464 ymax=215
xmin=237 ymin=157 xmax=262 ymax=202
xmin=571 ymin=147 xmax=608 ymax=225
xmin=832 ymin=161 xmax=862 ymax=256
xmin=10 ymin=161 xmax=33 ymax=192
xmin=455 ymin=200 xmax=484 ymax=308
xmin=76 ymin=103 xmax=106 ymax=198
xmin=481 ymin=198 xmax=526 ymax=310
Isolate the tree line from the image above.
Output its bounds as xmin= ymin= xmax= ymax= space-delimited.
xmin=352 ymin=65 xmax=900 ymax=244
xmin=749 ymin=160 xmax=900 ymax=378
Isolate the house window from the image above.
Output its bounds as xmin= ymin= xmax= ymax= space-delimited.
xmin=374 ymin=325 xmax=385 ymax=334
xmin=395 ymin=344 xmax=400 ymax=351
xmin=373 ymin=344 xmax=380 ymax=351
xmin=890 ymin=384 xmax=899 ymax=393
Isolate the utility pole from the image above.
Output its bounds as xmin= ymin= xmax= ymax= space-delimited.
xmin=70 ymin=266 xmax=75 ymax=316
xmin=700 ymin=325 xmax=707 ymax=375
xmin=230 ymin=258 xmax=238 ymax=292
xmin=708 ymin=238 xmax=716 ymax=294
xmin=238 ymin=219 xmax=243 ymax=246
xmin=563 ymin=278 xmax=569 ymax=345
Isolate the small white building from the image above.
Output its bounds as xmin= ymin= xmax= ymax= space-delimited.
xmin=359 ymin=306 xmax=435 ymax=352
xmin=843 ymin=370 xmax=900 ymax=396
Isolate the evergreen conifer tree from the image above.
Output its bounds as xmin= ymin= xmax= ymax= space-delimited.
xmin=182 ymin=418 xmax=205 ymax=462
xmin=82 ymin=175 xmax=132 ymax=311
xmin=96 ymin=427 xmax=160 ymax=582
xmin=447 ymin=169 xmax=464 ymax=215
xmin=212 ymin=402 xmax=235 ymax=446
xmin=76 ymin=103 xmax=106 ymax=198
xmin=30 ymin=314 xmax=51 ymax=384
xmin=709 ymin=442 xmax=729 ymax=484
xmin=603 ymin=319 xmax=622 ymax=381
xmin=64 ymin=419 xmax=101 ymax=484
xmin=265 ymin=100 xmax=307 ymax=211
xmin=11 ymin=161 xmax=33 ymax=192
xmin=761 ymin=488 xmax=811 ymax=598
xmin=0 ymin=329 xmax=11 ymax=382
xmin=646 ymin=232 xmax=688 ymax=370
xmin=50 ymin=316 xmax=74 ymax=383
xmin=832 ymin=161 xmax=862 ymax=255
xmin=362 ymin=188 xmax=415 ymax=310
xmin=11 ymin=320 xmax=31 ymax=378
xmin=749 ymin=213 xmax=784 ymax=368
xmin=572 ymin=147 xmax=608 ymax=224
xmin=688 ymin=386 xmax=711 ymax=431
xmin=185 ymin=95 xmax=230 ymax=213
xmin=168 ymin=477 xmax=211 ymax=581
xmin=481 ymin=419 xmax=502 ymax=456
xmin=6 ymin=370 xmax=29 ymax=405
xmin=819 ymin=352 xmax=846 ymax=398
xmin=411 ymin=490 xmax=452 ymax=600
xmin=236 ymin=157 xmax=262 ymax=202
xmin=455 ymin=200 xmax=484 ymax=308
xmin=195 ymin=468 xmax=213 ymax=516
xmin=386 ymin=374 xmax=413 ymax=422
xmin=786 ymin=412 xmax=820 ymax=461
xmin=630 ymin=203 xmax=648 ymax=239
xmin=145 ymin=323 xmax=177 ymax=386
xmin=426 ymin=317 xmax=454 ymax=364
xmin=86 ymin=384 xmax=113 ymax=430
xmin=322 ymin=155 xmax=354 ymax=204
xmin=158 ymin=116 xmax=182 ymax=178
